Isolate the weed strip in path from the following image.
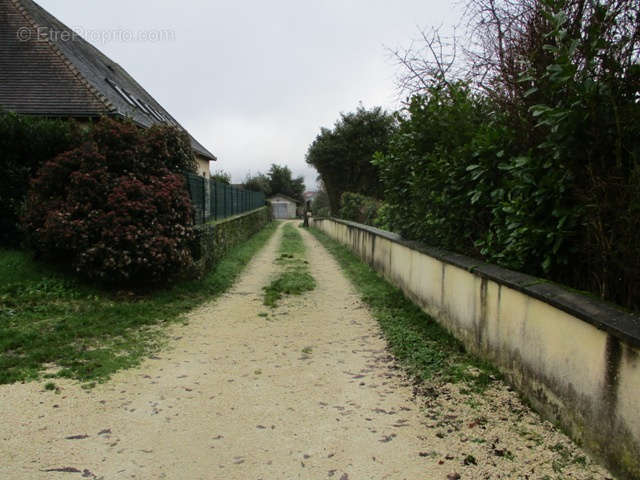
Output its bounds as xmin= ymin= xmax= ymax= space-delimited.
xmin=263 ymin=223 xmax=315 ymax=308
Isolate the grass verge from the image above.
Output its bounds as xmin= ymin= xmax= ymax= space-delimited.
xmin=0 ymin=221 xmax=278 ymax=385
xmin=309 ymin=227 xmax=499 ymax=391
xmin=263 ymin=223 xmax=315 ymax=307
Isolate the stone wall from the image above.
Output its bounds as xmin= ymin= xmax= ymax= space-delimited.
xmin=191 ymin=206 xmax=271 ymax=277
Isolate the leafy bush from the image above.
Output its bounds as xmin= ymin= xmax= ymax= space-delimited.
xmin=243 ymin=172 xmax=271 ymax=196
xmin=306 ymin=106 xmax=395 ymax=213
xmin=375 ymin=77 xmax=630 ymax=298
xmin=519 ymin=2 xmax=640 ymax=305
xmin=210 ymin=169 xmax=231 ymax=184
xmin=266 ymin=164 xmax=305 ymax=200
xmin=0 ymin=112 xmax=83 ymax=245
xmin=140 ymin=123 xmax=197 ymax=173
xmin=22 ymin=117 xmax=195 ymax=286
xmin=311 ymin=190 xmax=330 ymax=217
xmin=314 ymin=207 xmax=330 ymax=218
xmin=242 ymin=164 xmax=305 ymax=199
xmin=338 ymin=192 xmax=389 ymax=229
xmin=374 ymin=84 xmax=505 ymax=255
xmin=376 ymin=0 xmax=640 ymax=310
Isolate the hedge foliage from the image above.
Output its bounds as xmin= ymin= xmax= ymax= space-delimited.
xmin=22 ymin=117 xmax=196 ymax=286
xmin=338 ymin=192 xmax=389 ymax=230
xmin=306 ymin=107 xmax=395 ymax=213
xmin=0 ymin=112 xmax=83 ymax=245
xmin=374 ymin=1 xmax=640 ymax=310
xmin=311 ymin=190 xmax=330 ymax=218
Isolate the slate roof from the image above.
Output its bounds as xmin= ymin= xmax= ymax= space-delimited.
xmin=0 ymin=0 xmax=216 ymax=161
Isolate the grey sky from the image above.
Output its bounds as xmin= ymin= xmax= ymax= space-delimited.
xmin=37 ymin=0 xmax=461 ymax=189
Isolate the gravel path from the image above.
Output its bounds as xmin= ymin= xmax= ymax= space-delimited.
xmin=0 ymin=221 xmax=612 ymax=479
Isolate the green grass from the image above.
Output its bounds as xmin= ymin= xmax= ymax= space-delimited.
xmin=263 ymin=223 xmax=315 ymax=307
xmin=309 ymin=227 xmax=500 ymax=390
xmin=0 ymin=221 xmax=277 ymax=385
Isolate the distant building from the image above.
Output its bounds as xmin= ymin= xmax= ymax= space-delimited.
xmin=0 ymin=0 xmax=216 ymax=176
xmin=268 ymin=194 xmax=300 ymax=219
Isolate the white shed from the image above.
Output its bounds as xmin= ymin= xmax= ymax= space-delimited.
xmin=268 ymin=194 xmax=300 ymax=219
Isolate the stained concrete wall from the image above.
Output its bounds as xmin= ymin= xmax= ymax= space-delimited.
xmin=312 ymin=217 xmax=640 ymax=480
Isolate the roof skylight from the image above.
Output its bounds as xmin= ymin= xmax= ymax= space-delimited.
xmin=105 ymin=78 xmax=174 ymax=125
xmin=144 ymin=102 xmax=164 ymax=122
xmin=132 ymin=96 xmax=150 ymax=114
xmin=106 ymin=78 xmax=136 ymax=107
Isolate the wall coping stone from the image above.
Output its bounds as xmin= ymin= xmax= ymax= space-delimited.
xmin=320 ymin=217 xmax=640 ymax=348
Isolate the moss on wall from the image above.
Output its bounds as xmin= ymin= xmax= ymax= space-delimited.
xmin=190 ymin=206 xmax=272 ymax=277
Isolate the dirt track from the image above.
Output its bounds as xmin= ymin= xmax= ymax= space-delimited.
xmin=0 ymin=222 xmax=612 ymax=479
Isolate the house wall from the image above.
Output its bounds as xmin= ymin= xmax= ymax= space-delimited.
xmin=311 ymin=217 xmax=640 ymax=480
xmin=195 ymin=154 xmax=210 ymax=178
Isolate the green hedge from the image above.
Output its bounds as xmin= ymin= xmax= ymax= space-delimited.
xmin=190 ymin=206 xmax=272 ymax=277
xmin=338 ymin=192 xmax=390 ymax=230
xmin=0 ymin=112 xmax=83 ymax=245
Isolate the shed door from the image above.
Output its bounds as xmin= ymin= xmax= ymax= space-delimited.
xmin=273 ymin=203 xmax=288 ymax=219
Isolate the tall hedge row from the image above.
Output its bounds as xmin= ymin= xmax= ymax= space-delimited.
xmin=0 ymin=112 xmax=83 ymax=245
xmin=374 ymin=1 xmax=640 ymax=310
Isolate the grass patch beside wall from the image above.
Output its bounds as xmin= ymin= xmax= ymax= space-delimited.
xmin=263 ymin=223 xmax=315 ymax=308
xmin=0 ymin=221 xmax=277 ymax=385
xmin=310 ymin=227 xmax=499 ymax=391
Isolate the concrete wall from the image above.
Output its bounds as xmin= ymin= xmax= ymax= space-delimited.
xmin=312 ymin=217 xmax=640 ymax=480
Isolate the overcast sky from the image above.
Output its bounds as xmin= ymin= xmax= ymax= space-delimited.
xmin=37 ymin=0 xmax=461 ymax=189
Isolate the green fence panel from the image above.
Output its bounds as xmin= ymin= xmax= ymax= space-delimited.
xmin=185 ymin=173 xmax=266 ymax=223
xmin=226 ymin=184 xmax=233 ymax=217
xmin=185 ymin=172 xmax=205 ymax=224
xmin=209 ymin=180 xmax=218 ymax=220
xmin=215 ymin=181 xmax=224 ymax=220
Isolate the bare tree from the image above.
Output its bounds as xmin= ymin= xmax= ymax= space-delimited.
xmin=388 ymin=26 xmax=466 ymax=101
xmin=390 ymin=0 xmax=640 ymax=104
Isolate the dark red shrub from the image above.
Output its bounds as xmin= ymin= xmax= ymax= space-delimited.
xmin=22 ymin=117 xmax=195 ymax=286
xmin=143 ymin=124 xmax=198 ymax=174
